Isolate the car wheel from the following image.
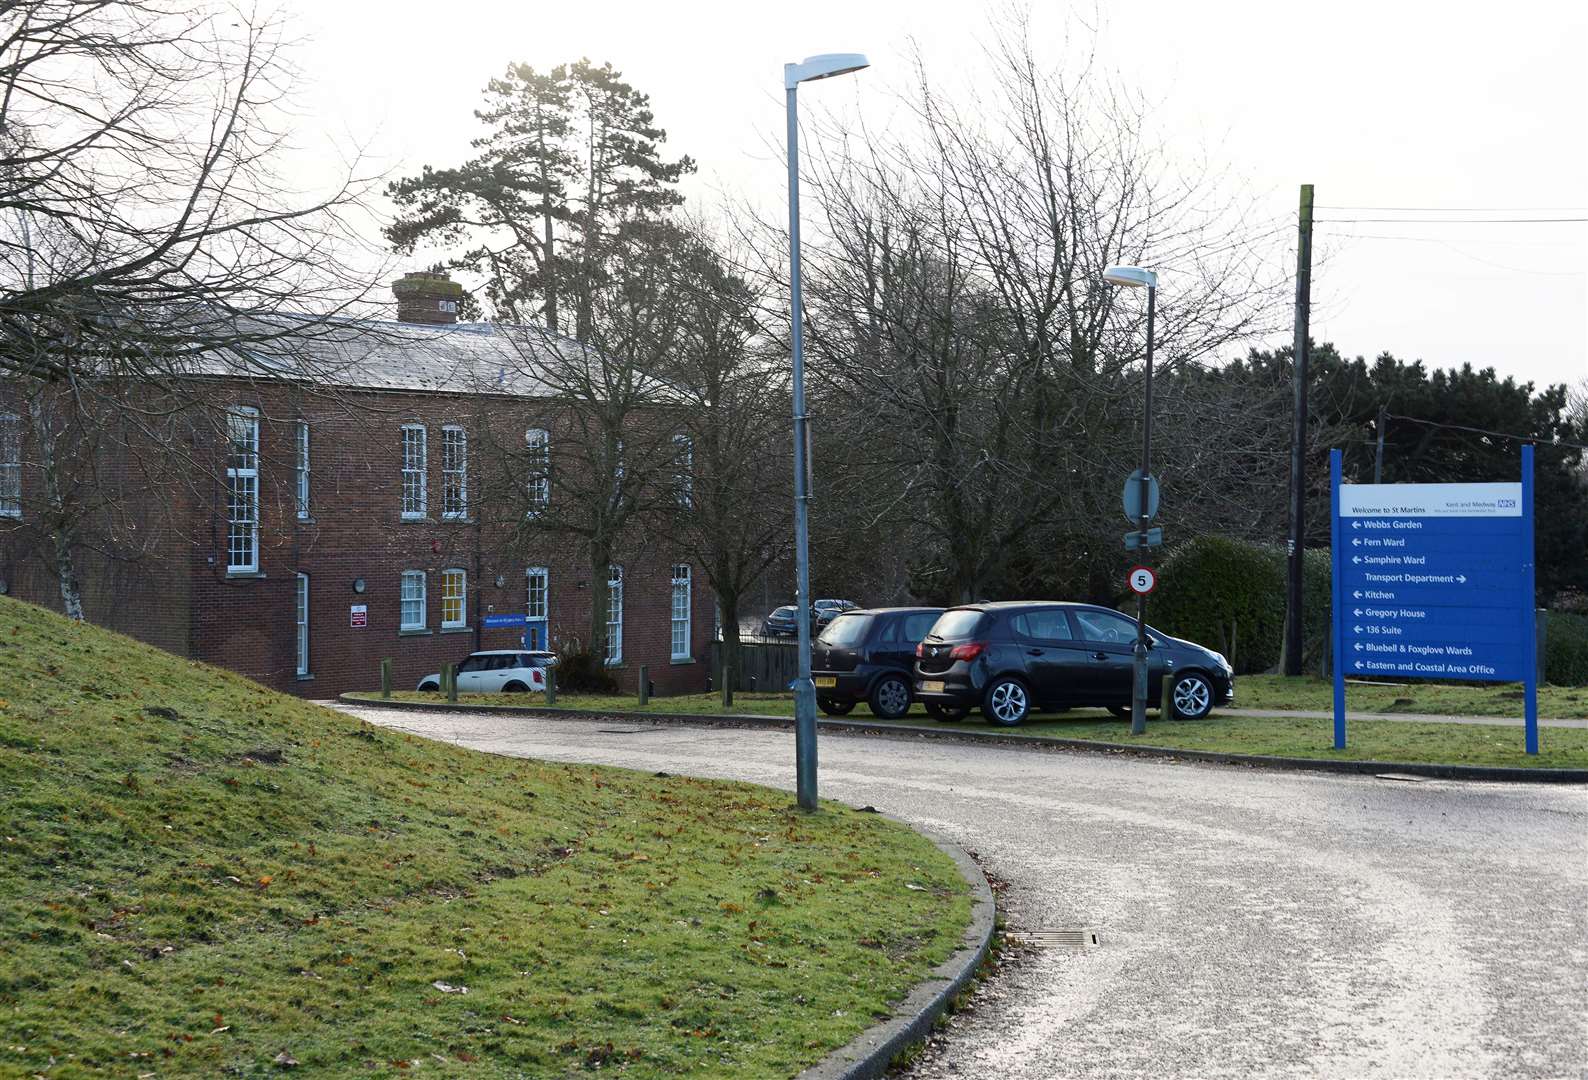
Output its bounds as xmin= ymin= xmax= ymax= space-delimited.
xmin=1170 ymin=672 xmax=1215 ymax=720
xmin=982 ymin=677 xmax=1030 ymax=726
xmin=818 ymin=698 xmax=855 ymax=716
xmin=868 ymin=675 xmax=911 ymax=719
xmin=924 ymin=702 xmax=970 ymax=722
xmin=418 ymin=681 xmax=439 ymax=692
xmin=502 ymin=680 xmax=530 ymax=693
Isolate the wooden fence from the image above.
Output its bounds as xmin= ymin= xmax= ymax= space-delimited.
xmin=709 ymin=640 xmax=799 ymax=693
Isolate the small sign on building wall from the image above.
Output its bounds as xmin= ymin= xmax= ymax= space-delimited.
xmin=350 ymin=604 xmax=368 ymax=629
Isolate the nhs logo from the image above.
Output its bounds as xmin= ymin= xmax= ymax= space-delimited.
xmin=1498 ymin=498 xmax=1517 ymax=509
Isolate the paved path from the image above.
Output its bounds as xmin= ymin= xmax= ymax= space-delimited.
xmin=338 ymin=704 xmax=1588 ymax=1080
xmin=1225 ymin=706 xmax=1587 ymax=729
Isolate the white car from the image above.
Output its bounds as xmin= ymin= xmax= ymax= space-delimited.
xmin=417 ymin=650 xmax=556 ymax=693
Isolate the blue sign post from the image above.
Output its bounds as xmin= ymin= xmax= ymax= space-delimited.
xmin=1329 ymin=446 xmax=1538 ymax=752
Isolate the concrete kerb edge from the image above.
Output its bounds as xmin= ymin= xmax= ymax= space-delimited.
xmin=795 ymin=822 xmax=996 ymax=1080
xmin=336 ymin=695 xmax=1588 ymax=784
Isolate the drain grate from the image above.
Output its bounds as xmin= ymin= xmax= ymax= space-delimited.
xmin=1017 ymin=928 xmax=1099 ymax=949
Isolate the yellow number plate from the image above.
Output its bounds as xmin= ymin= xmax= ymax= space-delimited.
xmin=922 ymin=680 xmax=945 ymax=693
xmin=813 ymin=677 xmax=837 ymax=688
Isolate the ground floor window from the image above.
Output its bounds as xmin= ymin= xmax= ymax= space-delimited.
xmin=605 ymin=564 xmax=623 ymax=665
xmin=441 ymin=568 xmax=467 ymax=628
xmin=526 ymin=566 xmax=548 ymax=650
xmin=295 ymin=572 xmax=310 ymax=676
xmin=670 ymin=564 xmax=691 ymax=660
xmin=400 ymin=570 xmax=426 ymax=630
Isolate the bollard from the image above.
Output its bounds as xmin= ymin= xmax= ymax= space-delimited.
xmin=545 ymin=667 xmax=557 ymax=705
xmin=444 ymin=662 xmax=457 ymax=703
xmin=380 ymin=657 xmax=392 ymax=699
xmin=638 ymin=665 xmax=649 ymax=706
xmin=1160 ymin=673 xmax=1178 ymax=721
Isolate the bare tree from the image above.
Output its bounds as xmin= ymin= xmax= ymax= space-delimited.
xmin=0 ymin=1 xmax=382 ymax=618
xmin=787 ymin=16 xmax=1287 ymax=603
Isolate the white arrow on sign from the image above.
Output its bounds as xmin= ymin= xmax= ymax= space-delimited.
xmin=1352 ymin=538 xmax=1362 ymax=547
xmin=1457 ymin=574 xmax=1467 ymax=583
xmin=1354 ymin=642 xmax=1364 ymax=651
xmin=1352 ymin=556 xmax=1361 ymax=564
xmin=1354 ymin=661 xmax=1364 ymax=670
xmin=1353 ymin=625 xmax=1363 ymax=632
xmin=1352 ymin=521 xmax=1362 ymax=530
xmin=1353 ymin=608 xmax=1363 ymax=616
xmin=1353 ymin=590 xmax=1363 ymax=598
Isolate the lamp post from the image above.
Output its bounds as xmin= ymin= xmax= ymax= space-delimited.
xmin=785 ymin=52 xmax=868 ymax=811
xmin=1103 ymin=264 xmax=1158 ymax=736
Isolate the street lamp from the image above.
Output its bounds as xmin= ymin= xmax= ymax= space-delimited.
xmin=786 ymin=52 xmax=868 ymax=811
xmin=1102 ymin=264 xmax=1158 ymax=736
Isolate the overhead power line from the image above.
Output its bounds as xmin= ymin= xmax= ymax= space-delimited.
xmin=1316 ymin=217 xmax=1588 ymax=224
xmin=1386 ymin=413 xmax=1588 ymax=453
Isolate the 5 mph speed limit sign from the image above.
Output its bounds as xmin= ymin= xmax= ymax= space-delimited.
xmin=1127 ymin=566 xmax=1157 ymax=595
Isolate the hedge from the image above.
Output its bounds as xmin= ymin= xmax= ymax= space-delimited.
xmin=1546 ymin=611 xmax=1588 ymax=686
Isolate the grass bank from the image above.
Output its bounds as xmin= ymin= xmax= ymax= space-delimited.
xmin=0 ymin=597 xmax=971 ymax=1077
xmin=351 ymin=690 xmax=1588 ymax=769
xmin=1237 ymin=674 xmax=1587 ymax=718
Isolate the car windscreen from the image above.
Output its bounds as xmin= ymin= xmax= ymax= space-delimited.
xmin=817 ymin=613 xmax=872 ymax=647
xmin=925 ymin=609 xmax=985 ymax=640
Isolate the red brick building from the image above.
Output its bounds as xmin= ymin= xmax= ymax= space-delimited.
xmin=0 ymin=275 xmax=715 ymax=697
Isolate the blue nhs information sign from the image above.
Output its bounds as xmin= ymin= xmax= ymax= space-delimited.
xmin=1329 ymin=445 xmax=1539 ymax=753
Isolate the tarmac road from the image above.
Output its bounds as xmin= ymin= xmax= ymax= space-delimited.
xmin=338 ymin=704 xmax=1588 ymax=1079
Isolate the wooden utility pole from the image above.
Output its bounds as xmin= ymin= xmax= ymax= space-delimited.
xmin=1284 ymin=184 xmax=1314 ymax=677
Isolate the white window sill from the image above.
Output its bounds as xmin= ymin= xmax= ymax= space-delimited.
xmin=398 ymin=627 xmax=432 ymax=637
xmin=295 ymin=672 xmax=314 ymax=681
xmin=401 ymin=514 xmax=432 ymax=523
xmin=226 ymin=570 xmax=266 ymax=580
xmin=670 ymin=656 xmax=695 ymax=665
xmin=441 ymin=624 xmax=472 ymax=634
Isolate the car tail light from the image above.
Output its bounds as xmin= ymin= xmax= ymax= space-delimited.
xmin=915 ymin=642 xmax=926 ymax=657
xmin=949 ymin=642 xmax=987 ymax=661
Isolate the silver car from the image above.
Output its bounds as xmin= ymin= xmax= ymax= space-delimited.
xmin=418 ymin=650 xmax=555 ymax=693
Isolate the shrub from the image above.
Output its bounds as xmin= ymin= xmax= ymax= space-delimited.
xmin=1152 ymin=536 xmax=1330 ymax=675
xmin=554 ymin=640 xmax=619 ymax=693
xmin=1545 ymin=611 xmax=1588 ymax=686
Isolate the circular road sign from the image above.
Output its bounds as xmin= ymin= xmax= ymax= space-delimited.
xmin=1122 ymin=469 xmax=1161 ymax=523
xmin=1127 ymin=565 xmax=1157 ymax=595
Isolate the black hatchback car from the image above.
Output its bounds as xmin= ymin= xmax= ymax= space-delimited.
xmin=812 ymin=607 xmax=947 ymax=719
xmin=913 ymin=602 xmax=1233 ymax=726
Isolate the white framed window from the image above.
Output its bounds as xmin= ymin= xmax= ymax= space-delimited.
xmin=441 ymin=567 xmax=467 ymax=628
xmin=401 ymin=424 xmax=427 ymax=519
xmin=670 ymin=563 xmax=691 ymax=660
xmin=400 ymin=570 xmax=426 ymax=630
xmin=225 ymin=406 xmax=259 ymax=573
xmin=525 ymin=428 xmax=549 ymax=515
xmin=672 ymin=433 xmax=694 ymax=509
xmin=0 ymin=412 xmax=21 ymax=518
xmin=526 ymin=566 xmax=548 ymax=620
xmin=295 ymin=420 xmax=310 ymax=519
xmin=441 ymin=425 xmax=467 ymax=519
xmin=295 ymin=572 xmax=310 ymax=676
xmin=605 ymin=564 xmax=623 ymax=665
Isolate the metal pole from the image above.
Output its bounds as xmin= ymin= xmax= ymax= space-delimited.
xmin=786 ymin=82 xmax=818 ymax=811
xmin=1374 ymin=404 xmax=1387 ymax=484
xmin=1284 ymin=183 xmax=1315 ymax=677
xmin=1130 ymin=285 xmax=1156 ymax=736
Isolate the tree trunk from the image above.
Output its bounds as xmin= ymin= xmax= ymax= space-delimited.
xmin=587 ymin=542 xmax=612 ymax=674
xmin=33 ymin=397 xmax=84 ymax=620
xmin=717 ymin=587 xmax=742 ymax=697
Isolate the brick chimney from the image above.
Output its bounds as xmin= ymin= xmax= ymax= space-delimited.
xmin=392 ymin=270 xmax=464 ymax=325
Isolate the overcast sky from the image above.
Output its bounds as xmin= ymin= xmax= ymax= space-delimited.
xmin=285 ymin=0 xmax=1587 ymax=392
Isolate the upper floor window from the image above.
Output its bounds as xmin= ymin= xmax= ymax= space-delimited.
xmin=441 ymin=425 xmax=467 ymax=520
xmin=670 ymin=563 xmax=692 ymax=660
xmin=440 ymin=567 xmax=467 ymax=628
xmin=525 ymin=428 xmax=550 ymax=515
xmin=401 ymin=424 xmax=427 ymax=519
xmin=295 ymin=420 xmax=310 ymax=519
xmin=605 ymin=564 xmax=623 ymax=666
xmin=226 ymin=407 xmax=259 ymax=573
xmin=0 ymin=412 xmax=21 ymax=519
xmin=400 ymin=570 xmax=427 ymax=630
xmin=526 ymin=566 xmax=548 ymax=620
xmin=672 ymin=433 xmax=694 ymax=510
